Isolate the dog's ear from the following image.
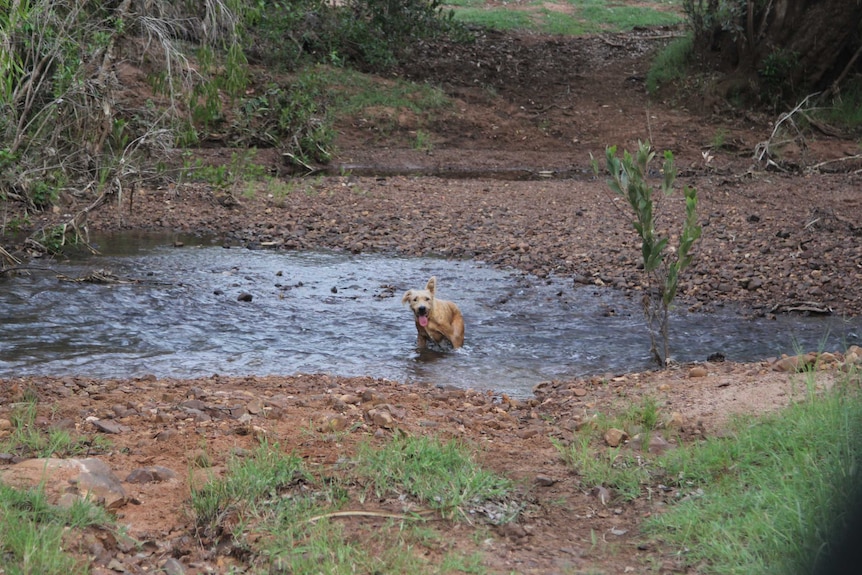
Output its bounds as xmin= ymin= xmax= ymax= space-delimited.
xmin=401 ymin=290 xmax=412 ymax=305
xmin=425 ymin=276 xmax=437 ymax=296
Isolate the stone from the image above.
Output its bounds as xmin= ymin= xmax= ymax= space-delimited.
xmin=534 ymin=475 xmax=557 ymax=487
xmin=772 ymin=355 xmax=812 ymax=372
xmin=592 ymin=485 xmax=611 ymax=505
xmin=368 ymin=409 xmax=394 ymax=429
xmin=688 ymin=365 xmax=708 ymax=378
xmin=663 ymin=412 xmax=685 ymax=429
xmin=162 ymin=558 xmax=186 ymax=575
xmin=91 ymin=419 xmax=128 ymax=434
xmin=319 ymin=414 xmax=350 ymax=432
xmin=154 ymin=429 xmax=178 ymax=442
xmin=246 ymin=398 xmax=264 ymax=414
xmin=603 ymin=428 xmax=628 ymax=447
xmin=126 ymin=466 xmax=177 ymax=484
xmin=5 ymin=458 xmax=128 ymax=509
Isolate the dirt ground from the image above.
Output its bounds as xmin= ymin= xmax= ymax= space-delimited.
xmin=2 ymin=21 xmax=862 ymax=575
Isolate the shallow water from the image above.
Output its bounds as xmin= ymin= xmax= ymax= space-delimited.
xmin=1 ymin=234 xmax=859 ymax=396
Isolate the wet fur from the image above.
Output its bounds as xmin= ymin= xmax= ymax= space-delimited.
xmin=401 ymin=277 xmax=465 ymax=349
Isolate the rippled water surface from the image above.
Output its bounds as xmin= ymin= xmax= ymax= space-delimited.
xmin=1 ymin=234 xmax=859 ymax=396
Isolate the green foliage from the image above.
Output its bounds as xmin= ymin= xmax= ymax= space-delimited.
xmin=453 ymin=0 xmax=682 ymax=35
xmin=242 ymin=0 xmax=467 ymax=72
xmin=1 ymin=397 xmax=111 ymax=458
xmin=759 ymin=48 xmax=800 ymax=109
xmin=181 ymin=150 xmax=266 ymax=194
xmin=190 ymin=441 xmax=308 ymax=535
xmin=821 ymin=76 xmax=862 ymax=131
xmin=413 ymin=129 xmax=433 ymax=151
xmin=646 ymin=34 xmax=693 ymax=94
xmin=593 ymin=140 xmax=702 ymax=366
xmin=0 ymin=482 xmax=114 ymax=574
xmin=648 ymin=381 xmax=862 ymax=574
xmin=188 ymin=436 xmax=514 ymax=573
xmin=552 ymin=435 xmax=649 ymax=501
xmin=38 ymin=225 xmax=75 ymax=256
xmin=682 ymin=0 xmax=741 ymax=44
xmin=355 ymin=434 xmax=517 ymax=522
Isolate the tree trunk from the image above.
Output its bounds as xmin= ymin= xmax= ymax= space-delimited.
xmin=697 ymin=0 xmax=862 ymax=102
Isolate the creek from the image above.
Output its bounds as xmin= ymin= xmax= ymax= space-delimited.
xmin=1 ymin=233 xmax=859 ymax=397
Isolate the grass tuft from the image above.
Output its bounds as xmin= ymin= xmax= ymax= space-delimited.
xmin=647 ymin=373 xmax=862 ymax=573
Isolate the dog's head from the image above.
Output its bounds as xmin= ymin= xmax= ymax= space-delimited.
xmin=402 ymin=276 xmax=437 ymax=327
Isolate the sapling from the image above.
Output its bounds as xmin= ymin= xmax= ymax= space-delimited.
xmin=593 ymin=141 xmax=702 ymax=367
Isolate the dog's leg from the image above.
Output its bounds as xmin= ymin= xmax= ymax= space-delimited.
xmin=416 ymin=330 xmax=428 ymax=348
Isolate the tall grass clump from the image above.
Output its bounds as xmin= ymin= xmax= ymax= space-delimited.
xmin=355 ymin=434 xmax=517 ymax=521
xmin=647 ymin=373 xmax=862 ymax=573
xmin=189 ymin=435 xmax=518 ymax=573
xmin=0 ymin=482 xmax=113 ymax=575
xmin=647 ymin=34 xmax=694 ymax=95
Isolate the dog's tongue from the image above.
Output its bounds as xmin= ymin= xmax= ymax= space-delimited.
xmin=419 ymin=316 xmax=429 ymax=327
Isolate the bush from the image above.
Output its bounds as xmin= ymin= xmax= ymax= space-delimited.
xmin=593 ymin=141 xmax=702 ymax=366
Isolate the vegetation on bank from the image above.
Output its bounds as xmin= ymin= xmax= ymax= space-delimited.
xmin=2 ymin=366 xmax=861 ymax=573
xmin=1 ymin=0 xmax=860 ymax=253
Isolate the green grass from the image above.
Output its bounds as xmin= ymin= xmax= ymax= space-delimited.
xmin=189 ymin=435 xmax=516 ymax=574
xmin=551 ymin=395 xmax=664 ymax=500
xmin=448 ymin=0 xmax=684 ymax=35
xmin=1 ymin=398 xmax=111 ymax=459
xmin=820 ymin=76 xmax=862 ymax=131
xmin=355 ymin=434 xmax=517 ymax=521
xmin=549 ymin=370 xmax=862 ymax=573
xmin=0 ymin=483 xmax=114 ymax=575
xmin=646 ymin=371 xmax=862 ymax=574
xmin=646 ymin=34 xmax=693 ymax=94
xmin=452 ymin=7 xmax=534 ymax=30
xmin=575 ymin=0 xmax=682 ymax=31
xmin=313 ymin=65 xmax=451 ymax=115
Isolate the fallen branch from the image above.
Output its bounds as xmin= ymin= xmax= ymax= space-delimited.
xmin=306 ymin=510 xmax=435 ymax=523
xmin=807 ymin=154 xmax=862 ymax=173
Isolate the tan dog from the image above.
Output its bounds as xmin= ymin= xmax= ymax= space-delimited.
xmin=402 ymin=276 xmax=465 ymax=349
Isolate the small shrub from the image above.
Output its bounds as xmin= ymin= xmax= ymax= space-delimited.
xmin=593 ymin=141 xmax=702 ymax=366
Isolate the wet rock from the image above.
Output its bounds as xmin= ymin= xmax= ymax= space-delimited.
xmin=237 ymin=292 xmax=253 ymax=302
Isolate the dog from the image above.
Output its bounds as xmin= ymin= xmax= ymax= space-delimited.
xmin=402 ymin=276 xmax=465 ymax=349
